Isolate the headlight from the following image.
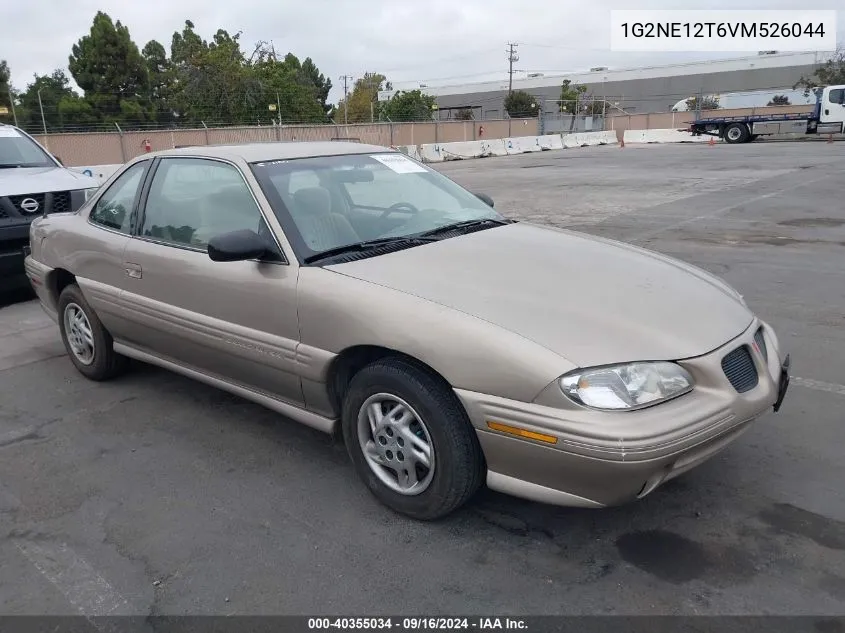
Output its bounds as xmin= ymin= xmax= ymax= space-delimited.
xmin=560 ymin=361 xmax=694 ymax=411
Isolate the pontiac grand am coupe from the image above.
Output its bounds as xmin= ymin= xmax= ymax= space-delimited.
xmin=24 ymin=142 xmax=790 ymax=520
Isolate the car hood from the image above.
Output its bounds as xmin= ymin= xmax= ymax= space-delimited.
xmin=0 ymin=166 xmax=98 ymax=196
xmin=327 ymin=222 xmax=754 ymax=367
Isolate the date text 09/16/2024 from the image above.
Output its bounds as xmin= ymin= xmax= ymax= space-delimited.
xmin=307 ymin=618 xmax=528 ymax=630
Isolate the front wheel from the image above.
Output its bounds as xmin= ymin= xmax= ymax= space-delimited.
xmin=57 ymin=284 xmax=128 ymax=381
xmin=341 ymin=357 xmax=484 ymax=520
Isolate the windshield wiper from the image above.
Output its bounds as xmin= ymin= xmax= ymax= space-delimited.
xmin=0 ymin=164 xmax=23 ymax=169
xmin=415 ymin=217 xmax=515 ymax=239
xmin=303 ymin=235 xmax=436 ymax=264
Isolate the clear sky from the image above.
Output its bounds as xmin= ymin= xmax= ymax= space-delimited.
xmin=4 ymin=1 xmax=843 ymax=103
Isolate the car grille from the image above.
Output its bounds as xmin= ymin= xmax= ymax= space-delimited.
xmin=721 ymin=345 xmax=759 ymax=393
xmin=1 ymin=191 xmax=72 ymax=220
xmin=753 ymin=327 xmax=768 ymax=362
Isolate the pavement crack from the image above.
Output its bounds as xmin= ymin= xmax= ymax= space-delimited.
xmin=0 ymin=429 xmax=42 ymax=449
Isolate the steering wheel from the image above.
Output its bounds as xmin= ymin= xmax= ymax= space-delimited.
xmin=379 ymin=202 xmax=420 ymax=221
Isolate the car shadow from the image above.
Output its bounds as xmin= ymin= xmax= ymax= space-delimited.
xmin=0 ymin=287 xmax=36 ymax=309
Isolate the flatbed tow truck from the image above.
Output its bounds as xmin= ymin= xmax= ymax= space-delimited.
xmin=689 ymin=85 xmax=845 ymax=144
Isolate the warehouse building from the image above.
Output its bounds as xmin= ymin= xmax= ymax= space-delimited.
xmin=377 ymin=51 xmax=831 ymax=119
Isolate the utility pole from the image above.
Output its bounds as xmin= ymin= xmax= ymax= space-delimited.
xmin=507 ymin=42 xmax=520 ymax=94
xmin=339 ymin=74 xmax=354 ymax=125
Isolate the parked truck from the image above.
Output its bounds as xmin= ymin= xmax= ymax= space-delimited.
xmin=1 ymin=123 xmax=99 ymax=291
xmin=689 ymin=85 xmax=845 ymax=144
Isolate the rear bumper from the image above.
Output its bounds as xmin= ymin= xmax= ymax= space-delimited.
xmin=456 ymin=318 xmax=789 ymax=508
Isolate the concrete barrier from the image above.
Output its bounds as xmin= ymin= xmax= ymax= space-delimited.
xmin=537 ymin=135 xmax=563 ymax=150
xmin=439 ymin=140 xmax=495 ymax=160
xmin=70 ymin=164 xmax=122 ymax=184
xmin=418 ymin=144 xmax=444 ymax=163
xmin=485 ymin=139 xmax=508 ymax=156
xmin=504 ymin=137 xmax=544 ymax=155
xmin=395 ymin=145 xmax=421 ymax=161
xmin=420 ymin=139 xmax=509 ymax=162
xmin=623 ymin=128 xmax=709 ymax=144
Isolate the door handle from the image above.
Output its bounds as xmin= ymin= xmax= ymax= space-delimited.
xmin=124 ymin=262 xmax=142 ymax=279
xmin=825 ymin=109 xmax=830 ymax=115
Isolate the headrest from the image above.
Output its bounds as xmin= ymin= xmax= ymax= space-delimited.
xmin=292 ymin=187 xmax=332 ymax=217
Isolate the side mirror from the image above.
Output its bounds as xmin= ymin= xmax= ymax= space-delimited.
xmin=208 ymin=229 xmax=270 ymax=262
xmin=475 ymin=192 xmax=494 ymax=208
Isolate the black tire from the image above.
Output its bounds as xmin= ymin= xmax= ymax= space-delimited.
xmin=724 ymin=123 xmax=749 ymax=144
xmin=57 ymin=283 xmax=128 ymax=381
xmin=341 ymin=357 xmax=484 ymax=520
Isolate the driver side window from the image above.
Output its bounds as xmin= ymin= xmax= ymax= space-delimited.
xmin=89 ymin=161 xmax=149 ymax=233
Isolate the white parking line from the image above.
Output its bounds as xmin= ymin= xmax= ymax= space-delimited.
xmin=793 ymin=377 xmax=845 ymax=398
xmin=14 ymin=540 xmax=134 ymax=628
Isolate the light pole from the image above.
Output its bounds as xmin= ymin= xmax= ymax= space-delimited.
xmin=7 ymin=87 xmax=18 ymax=127
xmin=37 ymin=88 xmax=47 ymax=135
xmin=602 ymin=76 xmax=607 ymax=120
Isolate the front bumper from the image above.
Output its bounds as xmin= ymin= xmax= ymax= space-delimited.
xmin=455 ymin=318 xmax=789 ymax=508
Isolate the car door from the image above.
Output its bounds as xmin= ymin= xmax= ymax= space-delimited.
xmin=821 ymin=87 xmax=845 ymax=129
xmin=119 ymin=156 xmax=304 ymax=407
xmin=75 ymin=159 xmax=153 ymax=340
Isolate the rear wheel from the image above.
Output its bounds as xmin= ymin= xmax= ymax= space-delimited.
xmin=57 ymin=284 xmax=128 ymax=381
xmin=724 ymin=123 xmax=750 ymax=144
xmin=341 ymin=357 xmax=484 ymax=520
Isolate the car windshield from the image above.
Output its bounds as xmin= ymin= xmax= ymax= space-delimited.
xmin=250 ymin=152 xmax=503 ymax=260
xmin=0 ymin=127 xmax=55 ymax=167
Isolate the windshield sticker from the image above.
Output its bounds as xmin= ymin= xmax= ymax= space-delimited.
xmin=370 ymin=153 xmax=426 ymax=174
xmin=0 ymin=127 xmax=23 ymax=138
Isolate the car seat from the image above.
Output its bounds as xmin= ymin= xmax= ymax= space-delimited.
xmin=291 ymin=187 xmax=359 ymax=252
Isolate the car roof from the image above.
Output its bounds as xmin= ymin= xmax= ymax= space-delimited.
xmin=149 ymin=141 xmax=396 ymax=163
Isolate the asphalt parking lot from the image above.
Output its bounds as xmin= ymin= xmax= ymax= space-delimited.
xmin=1 ymin=141 xmax=844 ymax=618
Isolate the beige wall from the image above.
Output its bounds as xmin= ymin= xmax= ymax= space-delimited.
xmin=33 ymin=119 xmax=540 ymax=167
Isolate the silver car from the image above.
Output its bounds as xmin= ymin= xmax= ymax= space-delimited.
xmin=24 ymin=142 xmax=790 ymax=520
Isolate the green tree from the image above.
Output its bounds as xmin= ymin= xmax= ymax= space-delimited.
xmin=335 ymin=73 xmax=387 ymax=122
xmin=380 ymin=89 xmax=436 ymax=122
xmin=170 ymin=25 xmax=261 ymax=125
xmin=454 ymin=107 xmax=475 ymax=120
xmin=768 ymin=94 xmax=791 ymax=106
xmin=582 ymin=98 xmax=606 ymax=116
xmin=142 ymin=40 xmax=176 ymax=123
xmin=0 ymin=60 xmax=12 ymax=120
xmin=17 ymin=70 xmax=93 ymax=131
xmin=685 ymin=95 xmax=720 ymax=111
xmin=300 ymin=57 xmax=332 ymax=116
xmin=504 ymin=90 xmax=538 ymax=118
xmin=250 ymin=47 xmax=326 ymax=124
xmin=794 ymin=46 xmax=845 ymax=96
xmin=68 ymin=11 xmax=150 ymax=124
xmin=558 ymin=79 xmax=587 ymax=114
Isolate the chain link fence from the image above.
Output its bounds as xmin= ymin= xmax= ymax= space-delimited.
xmin=33 ymin=119 xmax=540 ymax=167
